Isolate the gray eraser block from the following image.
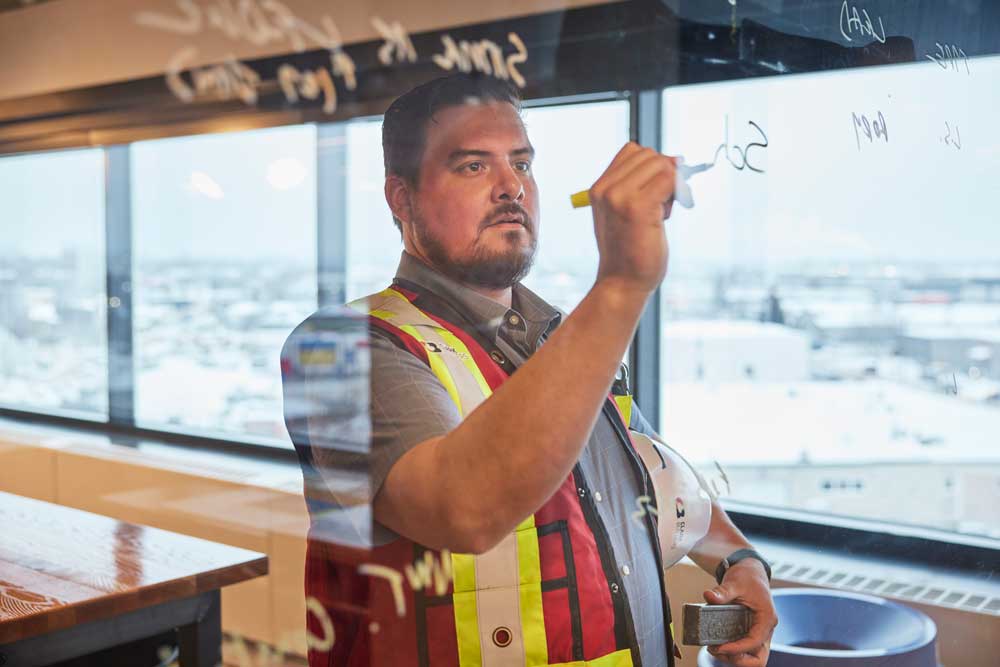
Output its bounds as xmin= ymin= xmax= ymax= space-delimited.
xmin=682 ymin=603 xmax=752 ymax=646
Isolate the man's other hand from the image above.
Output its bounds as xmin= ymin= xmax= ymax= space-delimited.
xmin=703 ymin=559 xmax=777 ymax=667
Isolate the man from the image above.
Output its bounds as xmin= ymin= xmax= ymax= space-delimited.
xmin=282 ymin=73 xmax=776 ymax=667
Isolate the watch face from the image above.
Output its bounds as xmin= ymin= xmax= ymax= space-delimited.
xmin=714 ymin=559 xmax=729 ymax=585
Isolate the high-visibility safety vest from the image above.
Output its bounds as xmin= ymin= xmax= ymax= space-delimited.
xmin=298 ymin=283 xmax=697 ymax=667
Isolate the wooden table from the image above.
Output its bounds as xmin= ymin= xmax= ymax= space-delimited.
xmin=0 ymin=491 xmax=268 ymax=666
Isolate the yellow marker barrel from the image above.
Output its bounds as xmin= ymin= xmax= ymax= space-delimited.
xmin=570 ymin=190 xmax=591 ymax=208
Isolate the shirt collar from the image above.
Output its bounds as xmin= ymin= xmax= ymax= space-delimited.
xmin=393 ymin=251 xmax=561 ymax=344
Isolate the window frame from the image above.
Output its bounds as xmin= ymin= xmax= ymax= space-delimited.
xmin=1 ymin=88 xmax=997 ymax=565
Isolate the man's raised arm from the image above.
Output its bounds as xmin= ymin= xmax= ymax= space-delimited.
xmin=375 ymin=143 xmax=680 ymax=553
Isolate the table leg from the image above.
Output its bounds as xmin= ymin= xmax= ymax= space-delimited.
xmin=177 ymin=590 xmax=222 ymax=667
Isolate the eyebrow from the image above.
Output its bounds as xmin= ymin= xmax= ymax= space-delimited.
xmin=446 ymin=146 xmax=535 ymax=164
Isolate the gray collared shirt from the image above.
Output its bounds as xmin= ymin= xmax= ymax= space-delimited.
xmin=359 ymin=251 xmax=669 ymax=666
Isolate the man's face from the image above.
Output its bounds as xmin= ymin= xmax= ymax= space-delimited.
xmin=406 ymin=100 xmax=539 ymax=290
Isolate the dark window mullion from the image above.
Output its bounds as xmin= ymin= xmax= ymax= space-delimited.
xmin=627 ymin=89 xmax=663 ymax=430
xmin=104 ymin=144 xmax=134 ymax=425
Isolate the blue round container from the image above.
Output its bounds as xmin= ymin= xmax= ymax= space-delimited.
xmin=697 ymin=588 xmax=938 ymax=667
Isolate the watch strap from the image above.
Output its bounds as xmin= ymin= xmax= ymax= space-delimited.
xmin=715 ymin=548 xmax=771 ymax=584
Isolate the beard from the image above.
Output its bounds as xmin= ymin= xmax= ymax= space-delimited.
xmin=413 ymin=206 xmax=538 ymax=290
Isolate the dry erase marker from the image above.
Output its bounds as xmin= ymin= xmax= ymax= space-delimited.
xmin=570 ymin=161 xmax=714 ymax=210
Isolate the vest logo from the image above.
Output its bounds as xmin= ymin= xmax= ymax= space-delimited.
xmin=421 ymin=340 xmax=472 ymax=361
xmin=675 ymin=497 xmax=686 ymax=519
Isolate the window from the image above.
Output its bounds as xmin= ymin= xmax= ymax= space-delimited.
xmin=659 ymin=57 xmax=1000 ymax=539
xmin=345 ymin=119 xmax=404 ymax=301
xmin=131 ymin=125 xmax=319 ymax=445
xmin=0 ymin=148 xmax=108 ymax=418
xmin=520 ymin=100 xmax=630 ymax=312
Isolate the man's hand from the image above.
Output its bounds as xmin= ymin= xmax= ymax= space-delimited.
xmin=588 ymin=142 xmax=677 ymax=296
xmin=703 ymin=560 xmax=777 ymax=667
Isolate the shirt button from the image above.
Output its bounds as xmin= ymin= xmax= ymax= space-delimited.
xmin=610 ymin=583 xmax=620 ymax=594
xmin=594 ymin=491 xmax=603 ymax=502
xmin=489 ymin=350 xmax=506 ymax=364
xmin=577 ymin=487 xmax=586 ymax=498
xmin=621 ymin=564 xmax=631 ymax=576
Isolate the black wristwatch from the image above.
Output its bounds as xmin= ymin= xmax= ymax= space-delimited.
xmin=714 ymin=548 xmax=772 ymax=584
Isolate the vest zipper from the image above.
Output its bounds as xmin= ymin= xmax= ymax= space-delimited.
xmin=571 ymin=461 xmax=643 ymax=667
xmin=602 ymin=399 xmax=677 ymax=667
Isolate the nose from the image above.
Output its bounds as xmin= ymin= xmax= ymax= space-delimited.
xmin=492 ymin=163 xmax=525 ymax=203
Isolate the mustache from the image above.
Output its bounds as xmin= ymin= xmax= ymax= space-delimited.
xmin=481 ymin=203 xmax=532 ymax=229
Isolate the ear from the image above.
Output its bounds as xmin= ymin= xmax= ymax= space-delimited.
xmin=385 ymin=175 xmax=414 ymax=226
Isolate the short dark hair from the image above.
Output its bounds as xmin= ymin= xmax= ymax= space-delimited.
xmin=382 ymin=73 xmax=523 ymax=232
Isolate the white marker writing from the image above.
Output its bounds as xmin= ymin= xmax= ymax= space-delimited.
xmin=404 ymin=549 xmax=453 ymax=597
xmin=926 ymin=42 xmax=971 ymax=75
xmin=278 ymin=62 xmax=337 ymax=114
xmin=713 ymin=460 xmax=731 ymax=496
xmin=372 ymin=16 xmax=417 ymax=66
xmin=225 ymin=595 xmax=334 ymax=667
xmin=166 ymin=47 xmax=261 ymax=106
xmin=506 ymin=33 xmax=529 ymax=88
xmin=852 ymin=110 xmax=888 ymax=150
xmin=433 ymin=31 xmax=529 ymax=88
xmin=632 ymin=494 xmax=658 ymax=526
xmin=712 ymin=115 xmax=768 ymax=174
xmin=136 ymin=0 xmax=345 ymax=52
xmin=140 ymin=0 xmax=357 ymax=113
xmin=357 ymin=550 xmax=455 ymax=618
xmin=942 ymin=122 xmax=962 ymax=150
xmin=305 ymin=595 xmax=336 ymax=651
xmin=357 ymin=563 xmax=407 ymax=617
xmin=839 ymin=1 xmax=886 ymax=44
xmin=165 ymin=46 xmax=199 ymax=102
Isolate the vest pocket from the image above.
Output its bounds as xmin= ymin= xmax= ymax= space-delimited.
xmin=537 ymin=520 xmax=584 ymax=661
xmin=415 ymin=520 xmax=584 ymax=666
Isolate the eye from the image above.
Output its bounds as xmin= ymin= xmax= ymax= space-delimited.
xmin=461 ymin=161 xmax=485 ymax=173
xmin=514 ymin=160 xmax=532 ymax=172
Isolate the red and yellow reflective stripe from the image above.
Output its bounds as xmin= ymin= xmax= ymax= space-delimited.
xmin=550 ymin=648 xmax=634 ymax=667
xmin=452 ymin=551 xmax=482 ymax=666
xmin=400 ymin=322 xmax=465 ymax=413
xmin=613 ymin=394 xmax=632 ymax=429
xmin=438 ymin=327 xmax=492 ymax=398
xmin=452 ymin=593 xmax=481 ymax=665
xmin=516 ymin=515 xmax=547 ymax=666
xmin=370 ymin=289 xmax=493 ymax=414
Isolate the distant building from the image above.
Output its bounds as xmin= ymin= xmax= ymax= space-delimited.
xmin=899 ymin=327 xmax=1000 ymax=379
xmin=715 ymin=462 xmax=1000 ymax=538
xmin=0 ymin=326 xmax=21 ymax=372
xmin=660 ymin=378 xmax=1000 ymax=539
xmin=662 ymin=319 xmax=810 ymax=382
xmin=761 ymin=289 xmax=785 ymax=325
xmin=799 ymin=300 xmax=898 ymax=344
